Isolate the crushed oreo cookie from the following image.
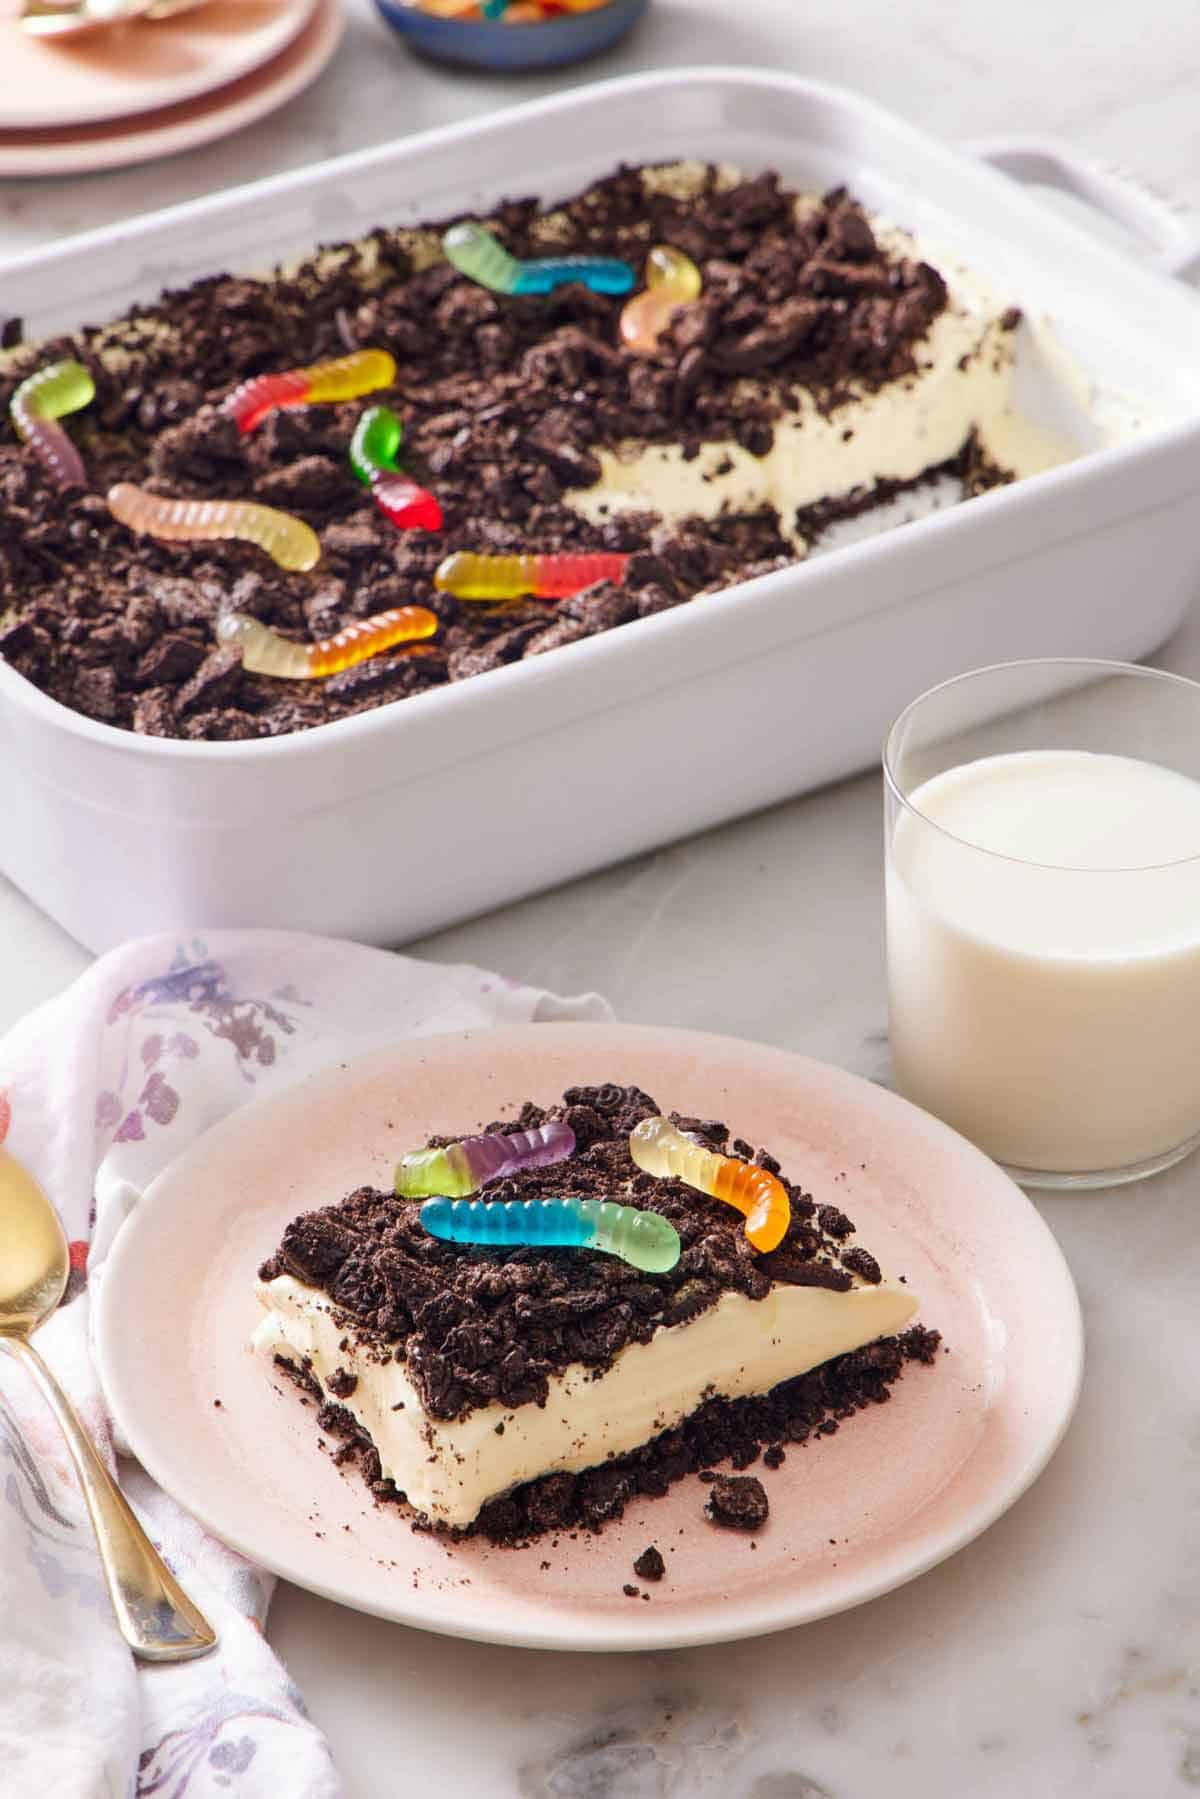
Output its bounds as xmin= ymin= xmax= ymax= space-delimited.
xmin=703 ymin=1473 xmax=770 ymax=1531
xmin=0 ymin=168 xmax=1013 ymax=744
xmin=633 ymin=1545 xmax=665 ymax=1582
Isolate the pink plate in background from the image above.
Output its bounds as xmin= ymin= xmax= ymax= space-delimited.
xmin=0 ymin=0 xmax=319 ymax=129
xmin=0 ymin=0 xmax=340 ymax=177
xmin=94 ymin=1023 xmax=1083 ymax=1653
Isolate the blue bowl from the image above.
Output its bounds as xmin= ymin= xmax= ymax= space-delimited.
xmin=373 ymin=0 xmax=648 ymax=71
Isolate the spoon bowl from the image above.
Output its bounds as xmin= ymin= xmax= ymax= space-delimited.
xmin=0 ymin=1152 xmax=68 ymax=1332
xmin=0 ymin=1149 xmax=216 ymax=1660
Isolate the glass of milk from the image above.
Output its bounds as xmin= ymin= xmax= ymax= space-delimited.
xmin=884 ymin=659 xmax=1200 ymax=1189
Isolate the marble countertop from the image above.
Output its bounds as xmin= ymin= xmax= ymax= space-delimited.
xmin=3 ymin=2 xmax=1200 ymax=1792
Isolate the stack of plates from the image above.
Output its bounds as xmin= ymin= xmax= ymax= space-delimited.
xmin=0 ymin=0 xmax=342 ymax=176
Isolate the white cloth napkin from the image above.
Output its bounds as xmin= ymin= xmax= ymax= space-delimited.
xmin=0 ymin=930 xmax=609 ymax=1798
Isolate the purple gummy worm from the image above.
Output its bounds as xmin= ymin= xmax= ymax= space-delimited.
xmin=394 ymin=1118 xmax=578 ymax=1198
xmin=462 ymin=1120 xmax=576 ymax=1186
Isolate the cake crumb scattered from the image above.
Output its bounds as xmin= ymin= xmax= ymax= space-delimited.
xmin=633 ymin=1545 xmax=665 ymax=1582
xmin=704 ymin=1474 xmax=769 ymax=1532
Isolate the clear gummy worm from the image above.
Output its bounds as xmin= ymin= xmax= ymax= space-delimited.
xmin=418 ymin=1196 xmax=681 ymax=1275
xmin=434 ymin=551 xmax=630 ymax=602
xmin=395 ymin=1121 xmax=577 ymax=1199
xmin=629 ymin=1116 xmax=791 ymax=1253
xmin=442 ymin=222 xmax=635 ymax=297
xmin=107 ymin=483 xmax=321 ymax=572
xmin=10 ymin=359 xmax=95 ymax=490
xmin=217 ymin=606 xmax=438 ymax=679
xmin=221 ymin=349 xmax=397 ymax=434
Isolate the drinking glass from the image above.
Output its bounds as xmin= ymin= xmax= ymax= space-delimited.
xmin=884 ymin=659 xmax=1200 ymax=1188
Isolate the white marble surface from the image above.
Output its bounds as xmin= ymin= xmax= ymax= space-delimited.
xmin=3 ymin=2 xmax=1200 ymax=1793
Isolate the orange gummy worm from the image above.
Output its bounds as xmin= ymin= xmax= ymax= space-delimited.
xmin=620 ymin=245 xmax=703 ymax=356
xmin=629 ymin=1116 xmax=791 ymax=1252
xmin=216 ymin=606 xmax=438 ymax=679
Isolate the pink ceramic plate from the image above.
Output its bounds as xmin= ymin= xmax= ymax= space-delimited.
xmin=0 ymin=0 xmax=340 ymax=176
xmin=0 ymin=0 xmax=318 ymax=130
xmin=95 ymin=1023 xmax=1083 ymax=1652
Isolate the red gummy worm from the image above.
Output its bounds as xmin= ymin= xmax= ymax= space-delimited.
xmin=534 ymin=553 xmax=630 ymax=598
xmin=222 ymin=371 xmax=312 ymax=435
xmin=371 ymin=473 xmax=443 ymax=532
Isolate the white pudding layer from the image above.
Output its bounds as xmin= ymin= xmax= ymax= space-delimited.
xmin=253 ymin=1271 xmax=918 ymax=1527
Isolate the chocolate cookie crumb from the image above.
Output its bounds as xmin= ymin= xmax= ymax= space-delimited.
xmin=841 ymin=1246 xmax=882 ymax=1285
xmin=901 ymin=1323 xmax=943 ymax=1364
xmin=633 ymin=1545 xmax=665 ymax=1582
xmin=622 ymin=1583 xmax=641 ymax=1599
xmin=763 ymin=1443 xmax=785 ymax=1469
xmin=704 ymin=1474 xmax=769 ymax=1532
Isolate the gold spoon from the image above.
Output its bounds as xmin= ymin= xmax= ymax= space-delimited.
xmin=0 ymin=1148 xmax=217 ymax=1661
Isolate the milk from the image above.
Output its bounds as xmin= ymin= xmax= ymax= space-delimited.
xmin=887 ymin=749 xmax=1200 ymax=1174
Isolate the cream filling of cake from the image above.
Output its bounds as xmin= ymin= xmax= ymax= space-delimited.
xmin=253 ymin=1271 xmax=918 ymax=1528
xmin=567 ymin=247 xmax=1077 ymax=548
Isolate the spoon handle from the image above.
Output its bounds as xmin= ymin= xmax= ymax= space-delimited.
xmin=6 ymin=1337 xmax=217 ymax=1661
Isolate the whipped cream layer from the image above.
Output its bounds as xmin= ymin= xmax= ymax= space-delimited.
xmin=253 ymin=1271 xmax=918 ymax=1527
xmin=568 ymin=239 xmax=1075 ymax=546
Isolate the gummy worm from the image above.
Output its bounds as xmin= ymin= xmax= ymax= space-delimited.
xmin=434 ymin=551 xmax=630 ymax=602
xmin=349 ymin=405 xmax=443 ymax=532
xmin=222 ymin=349 xmax=397 ymax=434
xmin=419 ymin=1196 xmax=681 ymax=1275
xmin=395 ymin=1121 xmax=576 ymax=1199
xmin=349 ymin=404 xmax=404 ymax=485
xmin=10 ymin=359 xmax=95 ymax=490
xmin=217 ymin=606 xmax=438 ymax=679
xmin=629 ymin=1117 xmax=791 ymax=1253
xmin=620 ymin=245 xmax=703 ymax=356
xmin=443 ymin=222 xmax=635 ymax=297
xmin=107 ymin=483 xmax=320 ymax=572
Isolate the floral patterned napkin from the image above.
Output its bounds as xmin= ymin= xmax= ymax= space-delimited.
xmin=0 ymin=930 xmax=608 ymax=1798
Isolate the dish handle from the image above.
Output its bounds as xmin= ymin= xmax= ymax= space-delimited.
xmin=967 ymin=135 xmax=1200 ymax=280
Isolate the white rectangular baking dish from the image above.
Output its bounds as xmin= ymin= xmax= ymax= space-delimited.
xmin=3 ymin=68 xmax=1200 ymax=953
